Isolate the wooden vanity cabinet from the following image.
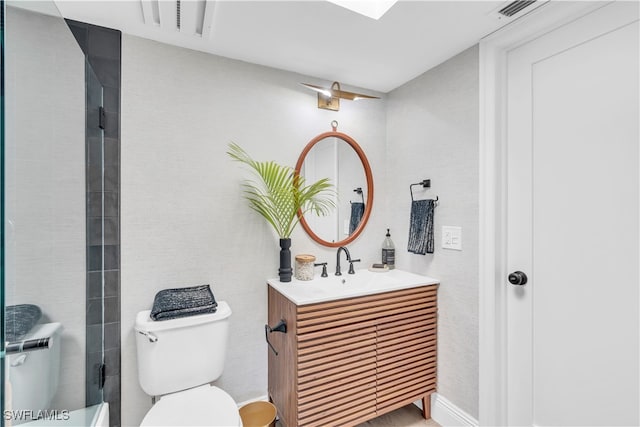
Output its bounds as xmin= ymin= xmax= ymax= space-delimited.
xmin=267 ymin=284 xmax=438 ymax=427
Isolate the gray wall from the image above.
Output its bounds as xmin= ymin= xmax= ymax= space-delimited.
xmin=8 ymin=6 xmax=480 ymax=423
xmin=120 ymin=35 xmax=388 ymax=426
xmin=386 ymin=45 xmax=480 ymax=419
xmin=121 ymin=34 xmax=479 ymax=425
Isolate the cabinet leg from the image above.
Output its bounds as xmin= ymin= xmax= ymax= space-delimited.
xmin=422 ymin=394 xmax=432 ymax=419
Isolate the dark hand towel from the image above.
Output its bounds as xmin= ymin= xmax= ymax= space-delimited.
xmin=349 ymin=202 xmax=365 ymax=235
xmin=150 ymin=285 xmax=218 ymax=321
xmin=407 ymin=199 xmax=435 ymax=255
xmin=6 ymin=304 xmax=42 ymax=342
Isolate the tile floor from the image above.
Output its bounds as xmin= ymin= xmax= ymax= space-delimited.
xmin=355 ymin=405 xmax=441 ymax=427
xmin=274 ymin=404 xmax=441 ymax=427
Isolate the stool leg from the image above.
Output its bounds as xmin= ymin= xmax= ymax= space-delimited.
xmin=422 ymin=394 xmax=432 ymax=419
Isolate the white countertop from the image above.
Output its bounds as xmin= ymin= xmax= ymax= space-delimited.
xmin=268 ymin=268 xmax=439 ymax=305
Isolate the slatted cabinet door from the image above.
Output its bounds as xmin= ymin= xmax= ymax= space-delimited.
xmin=297 ymin=299 xmax=378 ymax=426
xmin=376 ymin=286 xmax=438 ymax=415
xmin=268 ymin=284 xmax=438 ymax=427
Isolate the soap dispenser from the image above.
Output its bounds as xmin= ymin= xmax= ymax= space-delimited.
xmin=382 ymin=228 xmax=395 ymax=269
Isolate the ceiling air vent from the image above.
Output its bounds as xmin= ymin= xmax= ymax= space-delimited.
xmin=140 ymin=0 xmax=216 ymax=39
xmin=498 ymin=0 xmax=537 ymax=17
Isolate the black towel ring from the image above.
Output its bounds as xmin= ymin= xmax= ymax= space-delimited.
xmin=410 ymin=179 xmax=439 ymax=203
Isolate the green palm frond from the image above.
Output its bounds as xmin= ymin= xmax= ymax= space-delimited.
xmin=227 ymin=142 xmax=336 ymax=238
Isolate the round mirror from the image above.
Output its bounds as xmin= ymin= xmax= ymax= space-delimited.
xmin=295 ymin=128 xmax=374 ymax=247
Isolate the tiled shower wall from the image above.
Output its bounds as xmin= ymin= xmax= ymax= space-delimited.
xmin=66 ymin=19 xmax=121 ymax=427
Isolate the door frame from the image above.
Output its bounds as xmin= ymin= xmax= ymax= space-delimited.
xmin=477 ymin=2 xmax=615 ymax=425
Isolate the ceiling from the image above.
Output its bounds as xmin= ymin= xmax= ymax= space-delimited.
xmin=54 ymin=0 xmax=542 ymax=93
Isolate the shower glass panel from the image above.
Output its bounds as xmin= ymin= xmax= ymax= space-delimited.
xmin=85 ymin=60 xmax=105 ymax=409
xmin=1 ymin=0 xmax=5 ymax=423
xmin=2 ymin=1 xmax=106 ymax=425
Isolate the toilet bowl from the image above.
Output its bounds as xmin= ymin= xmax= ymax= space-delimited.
xmin=141 ymin=385 xmax=240 ymax=426
xmin=135 ymin=301 xmax=241 ymax=426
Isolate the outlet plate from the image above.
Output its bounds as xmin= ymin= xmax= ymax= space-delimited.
xmin=442 ymin=226 xmax=462 ymax=250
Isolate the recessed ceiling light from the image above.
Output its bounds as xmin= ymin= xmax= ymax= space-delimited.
xmin=326 ymin=0 xmax=398 ymax=20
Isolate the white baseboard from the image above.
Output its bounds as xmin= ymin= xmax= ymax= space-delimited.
xmin=413 ymin=393 xmax=478 ymax=427
xmin=242 ymin=393 xmax=477 ymax=427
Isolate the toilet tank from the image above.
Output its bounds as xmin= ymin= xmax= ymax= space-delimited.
xmin=135 ymin=301 xmax=231 ymax=397
xmin=9 ymin=322 xmax=62 ymax=415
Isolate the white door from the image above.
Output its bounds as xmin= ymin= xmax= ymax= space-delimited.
xmin=506 ymin=3 xmax=639 ymax=426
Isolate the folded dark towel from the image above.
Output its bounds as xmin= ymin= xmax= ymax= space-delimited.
xmin=407 ymin=199 xmax=435 ymax=255
xmin=5 ymin=304 xmax=42 ymax=342
xmin=349 ymin=202 xmax=365 ymax=235
xmin=150 ymin=285 xmax=217 ymax=321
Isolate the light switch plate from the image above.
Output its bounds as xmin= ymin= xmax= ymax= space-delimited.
xmin=442 ymin=226 xmax=462 ymax=250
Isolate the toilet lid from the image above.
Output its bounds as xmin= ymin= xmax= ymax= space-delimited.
xmin=141 ymin=385 xmax=240 ymax=426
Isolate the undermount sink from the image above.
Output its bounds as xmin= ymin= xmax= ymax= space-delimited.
xmin=322 ymin=269 xmax=403 ymax=288
xmin=267 ymin=268 xmax=438 ymax=305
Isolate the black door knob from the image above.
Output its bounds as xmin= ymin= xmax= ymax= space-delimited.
xmin=508 ymin=271 xmax=528 ymax=286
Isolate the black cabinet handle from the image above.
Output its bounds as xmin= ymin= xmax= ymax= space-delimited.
xmin=265 ymin=319 xmax=287 ymax=355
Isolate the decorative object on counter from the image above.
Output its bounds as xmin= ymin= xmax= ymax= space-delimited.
xmin=294 ymin=254 xmax=316 ymax=281
xmin=382 ymin=228 xmax=396 ymax=269
xmin=368 ymin=263 xmax=389 ymax=272
xmin=408 ymin=179 xmax=438 ymax=255
xmin=150 ymin=285 xmax=218 ymax=321
xmin=296 ymin=121 xmax=375 ymax=247
xmin=228 ymin=143 xmax=335 ymax=282
xmin=300 ymin=81 xmax=379 ymax=111
xmin=279 ymin=239 xmax=292 ymax=282
xmin=5 ymin=304 xmax=42 ymax=341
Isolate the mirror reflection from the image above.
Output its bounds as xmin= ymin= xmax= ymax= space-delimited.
xmin=300 ymin=136 xmax=369 ymax=244
xmin=5 ymin=2 xmax=108 ymax=423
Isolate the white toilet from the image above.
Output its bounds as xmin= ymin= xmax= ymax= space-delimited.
xmin=134 ymin=301 xmax=241 ymax=426
xmin=9 ymin=322 xmax=62 ymax=423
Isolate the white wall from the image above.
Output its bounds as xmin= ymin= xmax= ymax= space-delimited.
xmin=5 ymin=7 xmax=86 ymax=412
xmin=386 ymin=46 xmax=480 ymax=419
xmin=120 ymin=35 xmax=388 ymax=426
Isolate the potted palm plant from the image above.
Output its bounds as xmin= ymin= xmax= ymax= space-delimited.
xmin=227 ymin=143 xmax=335 ymax=282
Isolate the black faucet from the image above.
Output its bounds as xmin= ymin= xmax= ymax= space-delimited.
xmin=314 ymin=262 xmax=328 ymax=277
xmin=335 ymin=246 xmax=351 ymax=276
xmin=348 ymin=258 xmax=361 ymax=274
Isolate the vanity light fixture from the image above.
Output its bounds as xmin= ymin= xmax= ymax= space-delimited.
xmin=301 ymin=81 xmax=379 ymax=111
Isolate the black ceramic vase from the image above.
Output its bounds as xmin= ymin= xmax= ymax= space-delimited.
xmin=278 ymin=238 xmax=292 ymax=282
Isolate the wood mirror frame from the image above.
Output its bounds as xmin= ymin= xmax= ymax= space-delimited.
xmin=295 ymin=130 xmax=374 ymax=247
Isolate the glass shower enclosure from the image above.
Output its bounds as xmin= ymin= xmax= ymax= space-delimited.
xmin=1 ymin=1 xmax=108 ymax=425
